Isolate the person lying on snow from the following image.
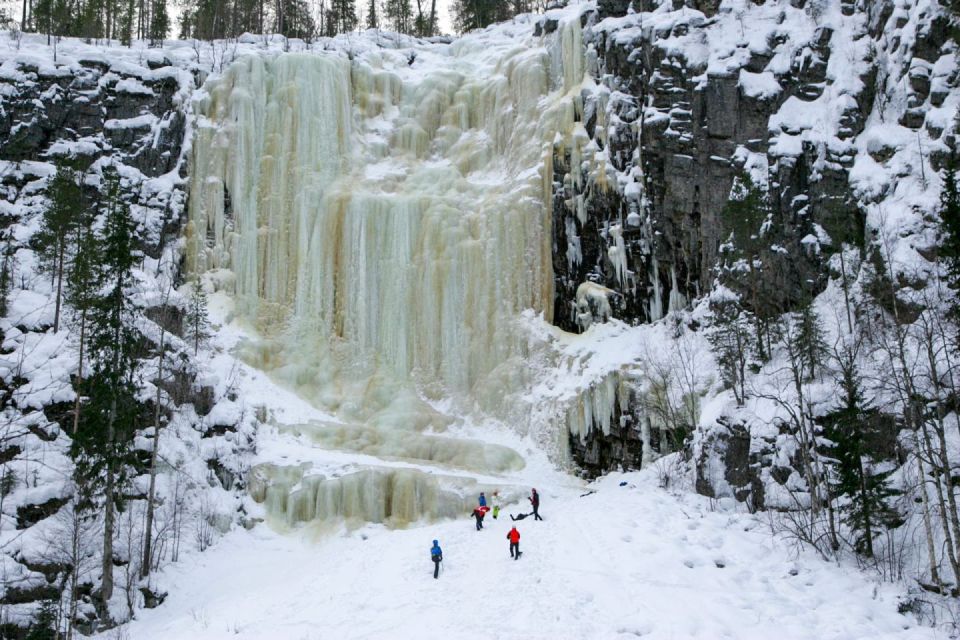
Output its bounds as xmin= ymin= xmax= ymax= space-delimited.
xmin=510 ymin=512 xmax=531 ymax=521
xmin=430 ymin=540 xmax=443 ymax=579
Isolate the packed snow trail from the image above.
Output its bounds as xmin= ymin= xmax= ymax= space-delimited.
xmin=116 ymin=469 xmax=930 ymax=640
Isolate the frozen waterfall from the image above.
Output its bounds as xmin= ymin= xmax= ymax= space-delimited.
xmin=187 ymin=18 xmax=596 ymax=528
xmin=188 ymin=20 xmax=589 ymax=400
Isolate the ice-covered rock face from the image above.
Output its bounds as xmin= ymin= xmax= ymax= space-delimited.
xmin=248 ymin=464 xmax=522 ymax=529
xmin=185 ymin=18 xmax=599 ymax=530
xmin=187 ymin=21 xmax=591 ymax=409
xmin=278 ymin=423 xmax=526 ymax=474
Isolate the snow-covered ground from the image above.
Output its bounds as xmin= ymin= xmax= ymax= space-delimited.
xmin=115 ymin=466 xmax=932 ymax=640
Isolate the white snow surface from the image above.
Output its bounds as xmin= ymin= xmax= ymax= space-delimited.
xmin=117 ymin=467 xmax=928 ymax=640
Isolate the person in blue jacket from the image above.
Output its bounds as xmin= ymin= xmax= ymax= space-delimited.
xmin=430 ymin=540 xmax=443 ymax=579
xmin=478 ymin=492 xmax=487 ymax=508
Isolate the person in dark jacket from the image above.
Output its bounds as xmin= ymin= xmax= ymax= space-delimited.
xmin=471 ymin=506 xmax=486 ymax=530
xmin=510 ymin=512 xmax=530 ymax=521
xmin=479 ymin=492 xmax=487 ymax=508
xmin=507 ymin=526 xmax=521 ymax=559
xmin=430 ymin=540 xmax=443 ymax=579
xmin=530 ymin=488 xmax=542 ymax=521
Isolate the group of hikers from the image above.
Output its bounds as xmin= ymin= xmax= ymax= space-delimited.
xmin=430 ymin=488 xmax=542 ymax=578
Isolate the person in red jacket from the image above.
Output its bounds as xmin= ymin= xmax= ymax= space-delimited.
xmin=471 ymin=506 xmax=486 ymax=531
xmin=507 ymin=526 xmax=521 ymax=560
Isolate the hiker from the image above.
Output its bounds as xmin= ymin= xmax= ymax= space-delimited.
xmin=510 ymin=512 xmax=529 ymax=521
xmin=479 ymin=492 xmax=487 ymax=508
xmin=492 ymin=491 xmax=502 ymax=519
xmin=430 ymin=540 xmax=443 ymax=579
xmin=507 ymin=526 xmax=521 ymax=560
xmin=530 ymin=488 xmax=542 ymax=521
xmin=471 ymin=506 xmax=486 ymax=530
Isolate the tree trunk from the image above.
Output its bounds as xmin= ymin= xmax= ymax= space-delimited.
xmin=67 ymin=505 xmax=81 ymax=640
xmin=54 ymin=240 xmax=64 ymax=332
xmin=857 ymin=456 xmax=873 ymax=557
xmin=101 ymin=459 xmax=115 ymax=610
xmin=914 ymin=430 xmax=943 ymax=591
xmin=141 ymin=328 xmax=165 ymax=578
xmin=72 ymin=311 xmax=86 ymax=435
xmin=838 ymin=247 xmax=853 ymax=335
xmin=919 ymin=418 xmax=960 ymax=585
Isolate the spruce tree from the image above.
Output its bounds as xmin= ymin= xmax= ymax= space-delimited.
xmin=184 ymin=279 xmax=211 ymax=356
xmin=824 ymin=351 xmax=902 ymax=557
xmin=707 ymin=295 xmax=754 ymax=406
xmin=25 ymin=599 xmax=58 ymax=640
xmin=329 ymin=0 xmax=357 ymax=34
xmin=117 ymin=0 xmax=135 ymax=45
xmin=35 ymin=161 xmax=83 ymax=333
xmin=791 ymin=300 xmax=827 ymax=382
xmin=71 ymin=165 xmax=142 ymax=612
xmin=719 ymin=170 xmax=773 ymax=361
xmin=939 ymin=148 xmax=960 ymax=314
xmin=452 ymin=0 xmax=511 ymax=33
xmin=384 ymin=0 xmax=412 ymax=32
xmin=66 ymin=221 xmax=102 ymax=435
xmin=149 ymin=0 xmax=169 ymax=45
xmin=366 ymin=0 xmax=379 ymax=29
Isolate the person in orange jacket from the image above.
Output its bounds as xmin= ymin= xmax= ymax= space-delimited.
xmin=507 ymin=526 xmax=521 ymax=560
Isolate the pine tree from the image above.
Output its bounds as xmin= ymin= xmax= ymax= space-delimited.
xmin=35 ymin=161 xmax=83 ymax=333
xmin=149 ymin=0 xmax=169 ymax=46
xmin=366 ymin=0 xmax=379 ymax=29
xmin=824 ymin=350 xmax=902 ymax=557
xmin=184 ymin=279 xmax=211 ymax=356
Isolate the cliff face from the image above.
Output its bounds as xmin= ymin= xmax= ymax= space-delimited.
xmin=550 ymin=0 xmax=957 ymax=481
xmin=0 ymin=44 xmax=256 ymax=635
xmin=1 ymin=50 xmax=189 ymax=176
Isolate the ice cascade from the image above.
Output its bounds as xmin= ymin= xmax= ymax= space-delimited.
xmin=188 ymin=24 xmax=588 ymax=403
xmin=186 ymin=18 xmax=596 ymax=529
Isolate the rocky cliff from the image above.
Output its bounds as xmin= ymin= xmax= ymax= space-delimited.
xmin=550 ymin=0 xmax=956 ymax=488
xmin=0 ymin=42 xmax=256 ymax=635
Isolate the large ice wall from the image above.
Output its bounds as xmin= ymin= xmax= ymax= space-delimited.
xmin=187 ymin=20 xmax=591 ymax=408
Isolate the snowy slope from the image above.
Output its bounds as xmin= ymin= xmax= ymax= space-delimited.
xmin=114 ymin=467 xmax=930 ymax=640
